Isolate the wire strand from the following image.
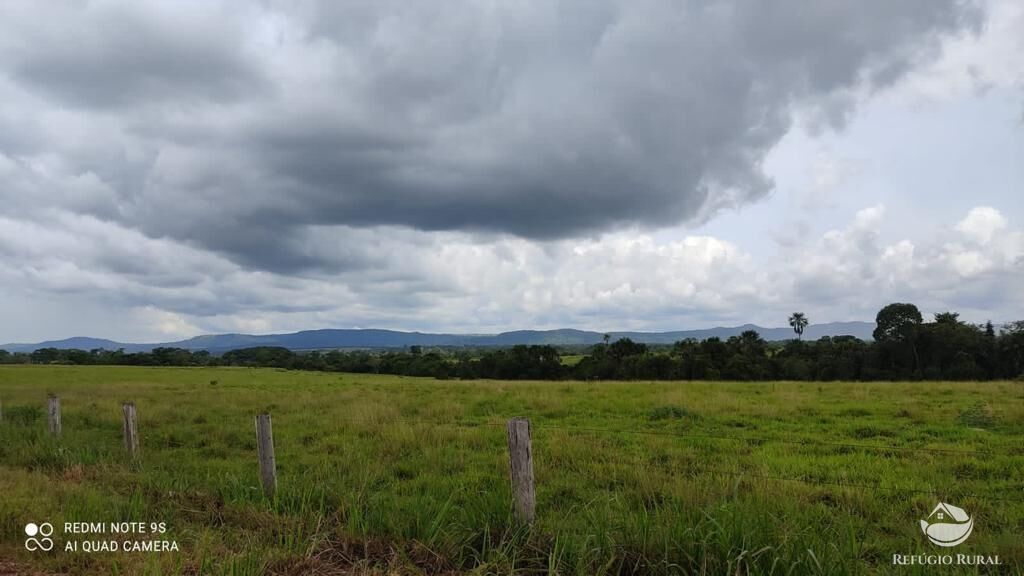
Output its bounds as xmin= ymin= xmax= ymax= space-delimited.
xmin=685 ymin=466 xmax=1020 ymax=503
xmin=331 ymin=416 xmax=1024 ymax=503
xmin=340 ymin=416 xmax=1003 ymax=457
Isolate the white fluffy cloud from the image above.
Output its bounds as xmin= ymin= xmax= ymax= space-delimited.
xmin=787 ymin=205 xmax=1023 ymax=322
xmin=955 ymin=206 xmax=1009 ymax=244
xmin=1 ymin=203 xmax=1021 ymax=341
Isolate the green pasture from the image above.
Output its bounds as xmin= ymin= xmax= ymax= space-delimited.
xmin=0 ymin=366 xmax=1021 ymax=575
xmin=558 ymin=355 xmax=586 ymax=366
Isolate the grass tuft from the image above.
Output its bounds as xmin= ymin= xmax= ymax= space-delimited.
xmin=647 ymin=405 xmax=699 ymax=421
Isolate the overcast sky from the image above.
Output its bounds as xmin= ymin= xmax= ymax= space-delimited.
xmin=1 ymin=0 xmax=1022 ymax=343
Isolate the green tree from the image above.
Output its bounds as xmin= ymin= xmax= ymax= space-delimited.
xmin=788 ymin=312 xmax=809 ymax=340
xmin=607 ymin=338 xmax=647 ymax=360
xmin=737 ymin=330 xmax=766 ymax=356
xmin=873 ymin=303 xmax=923 ymax=376
xmin=919 ymin=312 xmax=982 ymax=379
xmin=1000 ymin=321 xmax=1024 ymax=378
xmin=873 ymin=303 xmax=924 ymax=343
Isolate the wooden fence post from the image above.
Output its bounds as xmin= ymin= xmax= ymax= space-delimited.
xmin=0 ymin=397 xmax=4 ymax=423
xmin=507 ymin=417 xmax=536 ymax=524
xmin=255 ymin=413 xmax=277 ymax=498
xmin=122 ymin=402 xmax=139 ymax=458
xmin=47 ymin=395 xmax=61 ymax=436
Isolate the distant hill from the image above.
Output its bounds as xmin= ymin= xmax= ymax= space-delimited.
xmin=1 ymin=322 xmax=875 ymax=354
xmin=0 ymin=337 xmax=155 ymax=354
xmin=611 ymin=322 xmax=877 ymax=344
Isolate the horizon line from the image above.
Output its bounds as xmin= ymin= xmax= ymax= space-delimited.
xmin=2 ymin=320 xmax=885 ymax=347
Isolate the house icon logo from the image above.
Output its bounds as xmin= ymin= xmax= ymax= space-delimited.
xmin=920 ymin=502 xmax=973 ymax=547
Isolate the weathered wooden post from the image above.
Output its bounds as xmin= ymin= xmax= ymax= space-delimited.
xmin=255 ymin=413 xmax=277 ymax=498
xmin=47 ymin=395 xmax=61 ymax=436
xmin=0 ymin=397 xmax=4 ymax=423
xmin=506 ymin=417 xmax=536 ymax=524
xmin=122 ymin=402 xmax=139 ymax=458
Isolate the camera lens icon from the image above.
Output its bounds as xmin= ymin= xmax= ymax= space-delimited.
xmin=24 ymin=522 xmax=54 ymax=551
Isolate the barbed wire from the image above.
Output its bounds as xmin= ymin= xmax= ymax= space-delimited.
xmin=684 ymin=467 xmax=1022 ymax=504
xmin=329 ymin=416 xmax=1024 ymax=502
xmin=6 ymin=406 xmax=1021 ymax=504
xmin=535 ymin=424 xmax=998 ymax=456
xmin=337 ymin=416 xmax=1004 ymax=457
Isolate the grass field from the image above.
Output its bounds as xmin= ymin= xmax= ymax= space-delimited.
xmin=558 ymin=355 xmax=586 ymax=366
xmin=1 ymin=366 xmax=1022 ymax=575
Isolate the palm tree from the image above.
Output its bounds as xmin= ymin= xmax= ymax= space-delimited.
xmin=789 ymin=312 xmax=809 ymax=340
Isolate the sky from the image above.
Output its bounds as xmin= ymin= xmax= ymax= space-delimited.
xmin=0 ymin=0 xmax=1022 ymax=343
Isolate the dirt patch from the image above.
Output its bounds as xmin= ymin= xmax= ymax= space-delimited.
xmin=0 ymin=561 xmax=59 ymax=576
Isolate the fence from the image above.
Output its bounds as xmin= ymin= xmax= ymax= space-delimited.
xmin=2 ymin=394 xmax=1021 ymax=521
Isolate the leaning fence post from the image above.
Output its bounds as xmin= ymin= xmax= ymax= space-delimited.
xmin=255 ymin=413 xmax=277 ymax=498
xmin=507 ymin=417 xmax=536 ymax=523
xmin=122 ymin=402 xmax=139 ymax=458
xmin=47 ymin=395 xmax=61 ymax=436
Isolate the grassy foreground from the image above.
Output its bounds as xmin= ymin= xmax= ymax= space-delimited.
xmin=0 ymin=366 xmax=1022 ymax=575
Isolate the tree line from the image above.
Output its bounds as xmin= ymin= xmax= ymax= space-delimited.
xmin=2 ymin=303 xmax=1023 ymax=381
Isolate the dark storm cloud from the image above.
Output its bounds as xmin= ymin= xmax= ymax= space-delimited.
xmin=0 ymin=0 xmax=981 ymax=273
xmin=3 ymin=2 xmax=266 ymax=108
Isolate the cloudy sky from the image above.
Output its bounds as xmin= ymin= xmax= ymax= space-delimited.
xmin=1 ymin=0 xmax=1022 ymax=343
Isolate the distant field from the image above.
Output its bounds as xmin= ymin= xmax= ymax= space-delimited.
xmin=1 ymin=366 xmax=1022 ymax=575
xmin=559 ymin=354 xmax=586 ymax=366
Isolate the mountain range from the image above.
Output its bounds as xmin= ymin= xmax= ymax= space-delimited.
xmin=1 ymin=322 xmax=875 ymax=354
